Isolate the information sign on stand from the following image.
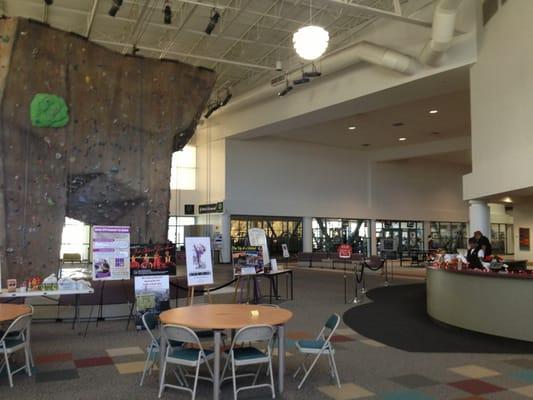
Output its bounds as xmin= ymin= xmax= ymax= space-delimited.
xmin=232 ymin=246 xmax=264 ymax=276
xmin=338 ymin=243 xmax=352 ymax=259
xmin=281 ymin=244 xmax=290 ymax=259
xmin=92 ymin=226 xmax=130 ymax=280
xmin=134 ymin=275 xmax=170 ymax=330
xmin=248 ymin=228 xmax=270 ymax=266
xmin=185 ymin=237 xmax=214 ymax=286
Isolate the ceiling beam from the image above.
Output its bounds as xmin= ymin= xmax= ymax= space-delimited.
xmin=94 ymin=38 xmax=276 ymax=70
xmin=324 ymin=0 xmax=433 ymax=29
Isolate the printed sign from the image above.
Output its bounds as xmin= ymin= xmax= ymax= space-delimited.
xmin=134 ymin=275 xmax=170 ymax=330
xmin=281 ymin=243 xmax=290 ymax=259
xmin=248 ymin=228 xmax=270 ymax=266
xmin=232 ymin=246 xmax=264 ymax=276
xmin=338 ymin=244 xmax=352 ymax=259
xmin=130 ymin=243 xmax=177 ymax=277
xmin=198 ymin=202 xmax=224 ymax=214
xmin=92 ymin=226 xmax=130 ymax=280
xmin=185 ymin=237 xmax=214 ymax=286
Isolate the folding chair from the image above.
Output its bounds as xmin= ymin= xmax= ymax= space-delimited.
xmin=221 ymin=324 xmax=276 ymax=400
xmin=0 ymin=313 xmax=33 ymax=387
xmin=139 ymin=312 xmax=183 ymax=387
xmin=159 ymin=325 xmax=214 ymax=400
xmin=293 ymin=313 xmax=341 ymax=389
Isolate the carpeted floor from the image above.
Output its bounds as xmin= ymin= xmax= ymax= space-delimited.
xmin=3 ymin=269 xmax=533 ymax=399
xmin=343 ymin=283 xmax=533 ymax=353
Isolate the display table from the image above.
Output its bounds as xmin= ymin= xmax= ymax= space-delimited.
xmin=427 ymin=267 xmax=533 ymax=342
xmin=159 ymin=304 xmax=293 ymax=400
xmin=0 ymin=288 xmax=94 ymax=329
xmin=0 ymin=303 xmax=32 ymax=322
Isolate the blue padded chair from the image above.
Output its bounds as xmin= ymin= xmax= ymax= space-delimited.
xmin=158 ymin=325 xmax=214 ymax=400
xmin=293 ymin=313 xmax=341 ymax=389
xmin=221 ymin=324 xmax=275 ymax=400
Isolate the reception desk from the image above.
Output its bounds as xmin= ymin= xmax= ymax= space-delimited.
xmin=427 ymin=266 xmax=533 ymax=342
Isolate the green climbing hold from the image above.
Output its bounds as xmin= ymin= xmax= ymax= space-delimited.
xmin=30 ymin=93 xmax=69 ymax=128
xmin=1 ymin=35 xmax=9 ymax=43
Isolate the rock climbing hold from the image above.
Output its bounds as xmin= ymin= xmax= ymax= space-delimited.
xmin=30 ymin=93 xmax=69 ymax=128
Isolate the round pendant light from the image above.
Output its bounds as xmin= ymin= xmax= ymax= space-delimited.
xmin=293 ymin=25 xmax=329 ymax=61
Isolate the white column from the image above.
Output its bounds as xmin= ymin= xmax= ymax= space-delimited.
xmin=469 ymin=200 xmax=490 ymax=238
xmin=302 ymin=217 xmax=313 ymax=253
xmin=221 ymin=212 xmax=231 ymax=263
xmin=370 ymin=219 xmax=377 ymax=255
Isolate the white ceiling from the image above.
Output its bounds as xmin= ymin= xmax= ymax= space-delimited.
xmin=273 ymin=89 xmax=470 ymax=150
xmin=1 ymin=0 xmax=431 ymax=94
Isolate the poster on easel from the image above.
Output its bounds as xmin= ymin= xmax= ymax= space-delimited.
xmin=248 ymin=228 xmax=270 ymax=266
xmin=92 ymin=226 xmax=131 ymax=280
xmin=134 ymin=275 xmax=170 ymax=330
xmin=232 ymin=246 xmax=264 ymax=276
xmin=130 ymin=243 xmax=177 ymax=277
xmin=185 ymin=237 xmax=214 ymax=286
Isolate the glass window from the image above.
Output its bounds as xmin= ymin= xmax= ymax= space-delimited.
xmin=312 ymin=218 xmax=370 ymax=255
xmin=170 ymin=145 xmax=196 ymax=190
xmin=230 ymin=216 xmax=303 ymax=256
xmin=429 ymin=221 xmax=467 ymax=252
xmin=60 ymin=217 xmax=91 ymax=260
xmin=376 ymin=220 xmax=423 ymax=254
xmin=168 ymin=216 xmax=195 ymax=248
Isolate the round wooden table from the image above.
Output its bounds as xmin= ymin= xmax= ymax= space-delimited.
xmin=159 ymin=304 xmax=293 ymax=400
xmin=0 ymin=303 xmax=31 ymax=322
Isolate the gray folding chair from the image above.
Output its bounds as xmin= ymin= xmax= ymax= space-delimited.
xmin=139 ymin=312 xmax=183 ymax=387
xmin=159 ymin=325 xmax=214 ymax=400
xmin=293 ymin=313 xmax=341 ymax=389
xmin=221 ymin=324 xmax=276 ymax=400
xmin=0 ymin=313 xmax=33 ymax=387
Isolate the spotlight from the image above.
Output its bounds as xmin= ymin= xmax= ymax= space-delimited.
xmin=219 ymin=90 xmax=232 ymax=106
xmin=164 ymin=4 xmax=172 ymax=25
xmin=205 ymin=9 xmax=220 ymax=35
xmin=204 ymin=102 xmax=220 ymax=119
xmin=44 ymin=0 xmax=53 ymax=5
xmin=293 ymin=76 xmax=310 ymax=85
xmin=108 ymin=0 xmax=123 ymax=17
xmin=277 ymin=81 xmax=293 ymax=97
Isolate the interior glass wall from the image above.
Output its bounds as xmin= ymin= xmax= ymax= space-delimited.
xmin=491 ymin=223 xmax=514 ymax=255
xmin=376 ymin=220 xmax=424 ymax=253
xmin=429 ymin=221 xmax=468 ymax=252
xmin=312 ymin=218 xmax=370 ymax=255
xmin=230 ymin=215 xmax=303 ymax=256
xmin=168 ymin=216 xmax=195 ymax=249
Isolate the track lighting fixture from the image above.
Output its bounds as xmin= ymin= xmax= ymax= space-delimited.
xmin=277 ymin=81 xmax=293 ymax=97
xmin=205 ymin=9 xmax=220 ymax=35
xmin=204 ymin=102 xmax=220 ymax=119
xmin=293 ymin=76 xmax=310 ymax=85
xmin=303 ymin=63 xmax=322 ymax=78
xmin=163 ymin=1 xmax=172 ymax=25
xmin=219 ymin=90 xmax=232 ymax=107
xmin=108 ymin=0 xmax=123 ymax=17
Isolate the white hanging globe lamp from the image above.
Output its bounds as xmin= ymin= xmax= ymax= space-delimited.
xmin=292 ymin=25 xmax=329 ymax=61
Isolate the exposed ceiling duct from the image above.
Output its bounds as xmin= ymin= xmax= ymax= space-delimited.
xmin=420 ymin=0 xmax=463 ymax=66
xmin=217 ymin=41 xmax=419 ymax=115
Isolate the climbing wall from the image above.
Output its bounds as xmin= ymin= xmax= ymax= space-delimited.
xmin=0 ymin=19 xmax=216 ymax=281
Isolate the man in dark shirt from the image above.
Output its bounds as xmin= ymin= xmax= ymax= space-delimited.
xmin=474 ymin=230 xmax=492 ymax=256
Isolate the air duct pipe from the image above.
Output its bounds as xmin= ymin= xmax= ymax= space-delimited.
xmin=218 ymin=41 xmax=418 ymax=114
xmin=419 ymin=0 xmax=462 ymax=65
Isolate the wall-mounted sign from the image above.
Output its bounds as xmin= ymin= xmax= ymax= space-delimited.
xmin=92 ymin=226 xmax=130 ymax=280
xmin=198 ymin=202 xmax=223 ymax=214
xmin=519 ymin=227 xmax=530 ymax=251
xmin=184 ymin=204 xmax=195 ymax=215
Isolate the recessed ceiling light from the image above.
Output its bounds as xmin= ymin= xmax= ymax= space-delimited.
xmin=348 ymin=126 xmax=356 ymax=130
xmin=361 ymin=143 xmax=370 ymax=147
xmin=431 ymin=131 xmax=440 ymax=135
xmin=399 ymin=137 xmax=407 ymax=141
xmin=392 ymin=122 xmax=404 ymax=127
xmin=502 ymin=196 xmax=513 ymax=203
xmin=429 ymin=109 xmax=438 ymax=114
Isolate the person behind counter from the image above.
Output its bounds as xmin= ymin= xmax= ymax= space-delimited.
xmin=474 ymin=230 xmax=492 ymax=256
xmin=466 ymin=237 xmax=486 ymax=270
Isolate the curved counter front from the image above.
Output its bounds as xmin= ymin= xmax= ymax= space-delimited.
xmin=427 ymin=267 xmax=533 ymax=342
